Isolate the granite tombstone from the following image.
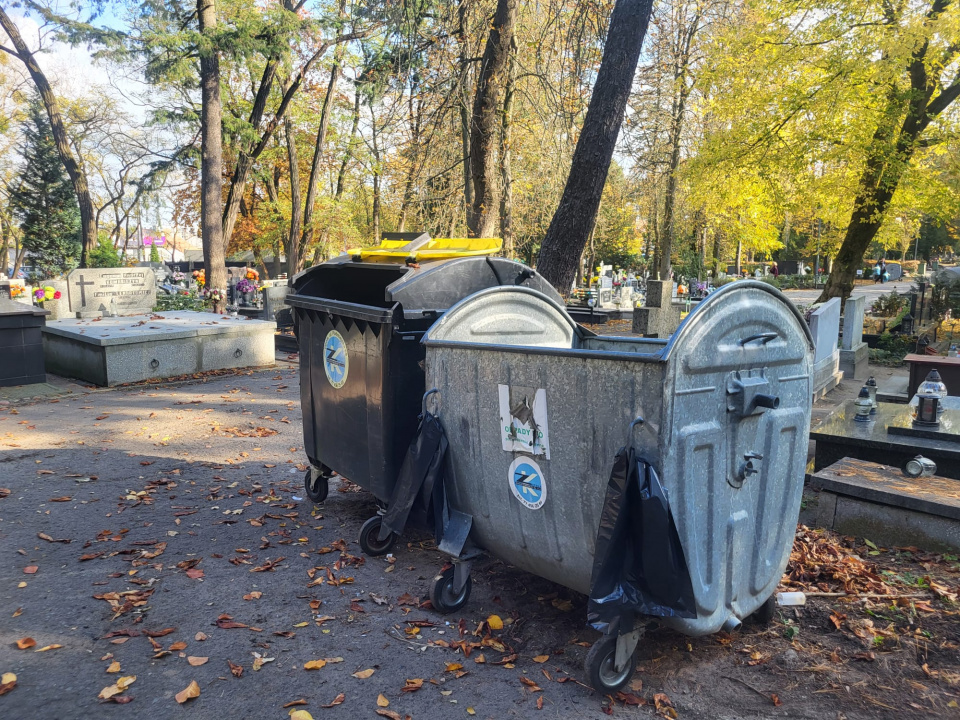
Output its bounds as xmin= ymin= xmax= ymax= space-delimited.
xmin=67 ymin=268 xmax=157 ymax=317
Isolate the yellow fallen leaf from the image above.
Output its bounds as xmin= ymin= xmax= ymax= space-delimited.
xmin=117 ymin=676 xmax=136 ymax=691
xmin=289 ymin=712 xmax=314 ymax=720
xmin=487 ymin=615 xmax=503 ymax=630
xmin=243 ymin=591 xmax=262 ymax=601
xmin=474 ymin=654 xmax=486 ymax=664
xmin=17 ymin=582 xmax=27 ymax=588
xmin=106 ymin=661 xmax=121 ymax=673
xmin=0 ymin=672 xmax=17 ymax=696
xmin=16 ymin=638 xmax=36 ymax=650
xmin=303 ymin=659 xmax=327 ymax=670
xmin=446 ymin=662 xmax=463 ymax=672
xmin=175 ymin=679 xmax=200 ymax=704
xmin=35 ymin=644 xmax=63 ymax=652
xmin=352 ymin=668 xmax=375 ymax=679
xmin=377 ymin=693 xmax=390 ymax=707
xmin=98 ymin=675 xmax=136 ymax=700
xmin=187 ymin=657 xmax=208 ymax=666
xmin=293 ymin=622 xmax=310 ymax=628
xmin=467 ymin=708 xmax=476 ymax=715
xmin=532 ymin=655 xmax=549 ymax=663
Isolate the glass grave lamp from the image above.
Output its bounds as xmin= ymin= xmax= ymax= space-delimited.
xmin=901 ymin=312 xmax=914 ymax=335
xmin=865 ymin=376 xmax=878 ymax=414
xmin=854 ymin=386 xmax=873 ymax=422
xmin=903 ymin=455 xmax=937 ymax=478
xmin=913 ymin=374 xmax=942 ymax=428
xmin=918 ymin=368 xmax=947 ymax=416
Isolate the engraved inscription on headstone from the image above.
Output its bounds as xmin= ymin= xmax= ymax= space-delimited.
xmin=67 ymin=268 xmax=157 ymax=314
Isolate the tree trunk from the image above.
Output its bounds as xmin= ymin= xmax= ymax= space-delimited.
xmin=298 ymin=60 xmax=341 ymax=274
xmin=535 ymin=0 xmax=654 ymax=294
xmin=196 ymin=0 xmax=226 ymax=311
xmin=0 ymin=7 xmax=97 ymax=267
xmin=457 ymin=1 xmax=474 ymax=230
xmin=735 ymin=235 xmax=742 ymax=275
xmin=500 ymin=39 xmax=516 ymax=257
xmin=369 ymin=103 xmax=381 ymax=243
xmin=335 ymin=90 xmax=362 ymax=200
xmin=285 ymin=115 xmax=303 ymax=276
xmin=467 ymin=0 xmax=517 ymax=239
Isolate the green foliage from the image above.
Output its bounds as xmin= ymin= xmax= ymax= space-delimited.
xmin=929 ymin=270 xmax=960 ymax=322
xmin=154 ymin=289 xmax=206 ymax=312
xmin=88 ymin=236 xmax=123 ymax=268
xmin=149 ymin=244 xmax=161 ymax=263
xmin=9 ymin=95 xmax=81 ymax=279
xmin=871 ymin=292 xmax=909 ymax=318
xmin=870 ymin=331 xmax=912 ymax=366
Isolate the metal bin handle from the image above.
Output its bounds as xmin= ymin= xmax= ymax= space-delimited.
xmin=423 ymin=388 xmax=441 ymax=417
xmin=625 ymin=415 xmax=645 ymax=447
xmin=739 ymin=332 xmax=778 ymax=346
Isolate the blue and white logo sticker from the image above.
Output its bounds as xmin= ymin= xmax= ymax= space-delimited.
xmin=508 ymin=457 xmax=546 ymax=510
xmin=323 ymin=329 xmax=348 ymax=389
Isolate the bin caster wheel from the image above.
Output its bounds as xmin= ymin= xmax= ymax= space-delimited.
xmin=429 ymin=566 xmax=472 ymax=614
xmin=303 ymin=469 xmax=329 ymax=504
xmin=585 ymin=635 xmax=637 ymax=693
xmin=358 ymin=516 xmax=397 ymax=557
xmin=749 ymin=595 xmax=777 ymax=625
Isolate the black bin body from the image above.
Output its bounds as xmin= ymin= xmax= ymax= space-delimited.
xmin=288 ymin=255 xmax=561 ymax=502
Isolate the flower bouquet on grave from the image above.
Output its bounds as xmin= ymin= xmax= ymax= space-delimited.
xmin=34 ymin=286 xmax=62 ymax=304
xmin=202 ymin=287 xmax=224 ymax=306
xmin=245 ymin=268 xmax=260 ymax=281
xmin=236 ymin=278 xmax=257 ymax=294
xmin=192 ymin=269 xmax=206 ymax=287
xmin=10 ymin=284 xmax=25 ymax=298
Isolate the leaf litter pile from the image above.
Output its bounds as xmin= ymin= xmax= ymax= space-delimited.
xmin=0 ymin=371 xmax=958 ymax=718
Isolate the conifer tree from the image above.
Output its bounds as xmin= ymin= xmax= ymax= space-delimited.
xmin=9 ymin=95 xmax=81 ymax=279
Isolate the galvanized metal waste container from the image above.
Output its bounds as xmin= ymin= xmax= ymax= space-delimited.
xmin=421 ymin=280 xmax=814 ymax=691
xmin=287 ymin=235 xmax=561 ymax=553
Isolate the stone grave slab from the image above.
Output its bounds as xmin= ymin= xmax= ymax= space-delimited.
xmin=839 ymin=295 xmax=868 ymax=380
xmin=632 ymin=280 xmax=682 ymax=338
xmin=67 ymin=268 xmax=157 ymax=317
xmin=814 ymin=457 xmax=960 ymax=552
xmin=811 ymin=397 xmax=960 ymax=480
xmin=809 ymin=298 xmax=842 ymax=398
xmin=42 ymin=311 xmax=275 ymax=386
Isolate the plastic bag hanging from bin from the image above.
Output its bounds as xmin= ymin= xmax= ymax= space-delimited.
xmin=587 ymin=447 xmax=697 ymax=635
xmin=379 ymin=406 xmax=449 ymax=543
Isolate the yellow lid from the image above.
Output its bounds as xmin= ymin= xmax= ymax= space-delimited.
xmin=348 ymin=237 xmax=503 ymax=263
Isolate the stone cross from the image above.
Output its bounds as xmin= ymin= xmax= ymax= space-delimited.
xmin=631 ymin=280 xmax=682 ymax=338
xmin=74 ymin=274 xmax=95 ymax=306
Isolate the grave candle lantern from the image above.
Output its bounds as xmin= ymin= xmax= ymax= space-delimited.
xmin=913 ymin=385 xmax=941 ymax=427
xmin=865 ymin=376 xmax=878 ymax=414
xmin=854 ymin=386 xmax=873 ymax=422
xmin=918 ymin=368 xmax=947 ymax=416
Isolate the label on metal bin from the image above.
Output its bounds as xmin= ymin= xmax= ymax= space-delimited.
xmin=323 ymin=330 xmax=348 ymax=388
xmin=508 ymin=457 xmax=546 ymax=510
xmin=499 ymin=385 xmax=550 ymax=458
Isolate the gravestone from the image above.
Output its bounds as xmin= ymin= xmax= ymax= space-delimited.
xmin=67 ymin=268 xmax=157 ymax=318
xmin=839 ymin=295 xmax=868 ymax=380
xmin=632 ymin=280 xmax=682 ymax=338
xmin=809 ymin=298 xmax=843 ymax=399
xmin=263 ymin=285 xmax=290 ymax=322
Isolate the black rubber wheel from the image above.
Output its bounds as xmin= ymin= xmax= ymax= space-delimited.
xmin=358 ymin=515 xmax=397 ymax=557
xmin=429 ymin=566 xmax=472 ymax=614
xmin=748 ymin=595 xmax=777 ymax=625
xmin=303 ymin=469 xmax=329 ymax=504
xmin=585 ymin=634 xmax=637 ymax=693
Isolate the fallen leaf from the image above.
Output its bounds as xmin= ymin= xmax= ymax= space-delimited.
xmin=537 ymin=695 xmax=544 ymax=710
xmin=352 ymin=668 xmax=375 ymax=679
xmin=175 ymin=680 xmax=200 ymax=704
xmin=195 ymin=632 xmax=208 ymax=641
xmin=289 ymin=711 xmax=314 ymax=720
xmin=0 ymin=673 xmax=16 ymax=696
xmin=445 ymin=663 xmax=463 ymax=672
xmin=11 ymin=608 xmax=22 ymax=618
xmin=487 ymin=615 xmax=504 ymax=630
xmin=402 ymin=678 xmax=424 ymax=692
xmin=169 ymin=641 xmax=187 ymax=651
xmin=304 ymin=659 xmax=327 ymax=670
xmin=321 ymin=692 xmax=345 ymax=708
xmin=532 ymin=655 xmax=549 ymax=663
xmin=185 ymin=568 xmax=204 ymax=579
xmin=771 ymin=693 xmax=782 ymax=707
xmin=143 ymin=628 xmax=176 ymax=638
xmin=16 ymin=637 xmax=36 ymax=650
xmin=187 ymin=657 xmax=208 ymax=666
xmin=377 ymin=693 xmax=390 ymax=707
xmin=23 ymin=566 xmax=38 ymax=574
xmin=228 ymin=660 xmax=243 ymax=678
xmin=243 ymin=591 xmax=262 ymax=601
xmin=99 ymin=675 xmax=136 ymax=700
xmin=467 ymin=709 xmax=476 ymax=716
xmin=283 ymin=699 xmax=308 ymax=708
xmin=376 ymin=711 xmax=402 ymax=720
xmin=106 ymin=662 xmax=121 ymax=673
xmin=35 ymin=644 xmax=63 ymax=652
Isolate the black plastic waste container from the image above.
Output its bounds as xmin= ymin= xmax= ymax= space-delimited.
xmin=287 ymin=238 xmax=561 ymax=553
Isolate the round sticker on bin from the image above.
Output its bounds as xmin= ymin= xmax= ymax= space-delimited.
xmin=323 ymin=330 xmax=348 ymax=388
xmin=508 ymin=457 xmax=546 ymax=510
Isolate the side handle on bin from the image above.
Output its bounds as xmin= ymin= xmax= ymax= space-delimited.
xmin=423 ymin=388 xmax=441 ymax=417
xmin=625 ymin=416 xmax=644 ymax=447
xmin=739 ymin=332 xmax=778 ymax=346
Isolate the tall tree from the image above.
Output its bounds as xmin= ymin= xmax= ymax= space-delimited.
xmin=0 ymin=7 xmax=96 ymax=266
xmin=467 ymin=0 xmax=517 ymax=238
xmin=818 ymin=0 xmax=960 ymax=302
xmin=536 ymin=0 xmax=654 ymax=293
xmin=9 ymin=95 xmax=82 ymax=279
xmin=197 ymin=0 xmax=226 ymax=308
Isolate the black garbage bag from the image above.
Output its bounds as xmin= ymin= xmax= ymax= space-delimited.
xmin=379 ymin=411 xmax=448 ymax=542
xmin=587 ymin=447 xmax=696 ymax=635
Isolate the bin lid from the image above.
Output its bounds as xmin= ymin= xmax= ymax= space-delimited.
xmin=347 ymin=237 xmax=503 ymax=264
